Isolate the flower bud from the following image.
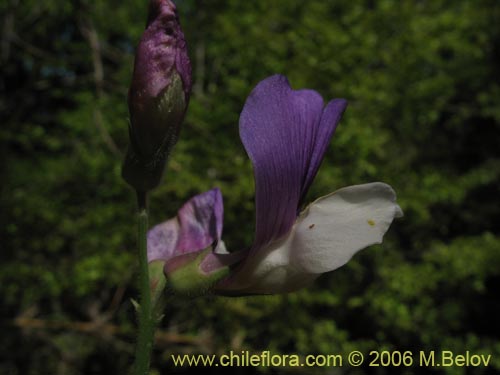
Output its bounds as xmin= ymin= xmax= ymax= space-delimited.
xmin=122 ymin=0 xmax=192 ymax=191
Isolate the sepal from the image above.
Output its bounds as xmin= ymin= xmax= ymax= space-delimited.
xmin=163 ymin=247 xmax=230 ymax=297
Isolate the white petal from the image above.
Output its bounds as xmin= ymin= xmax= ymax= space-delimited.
xmin=213 ymin=240 xmax=228 ymax=254
xmin=292 ymin=182 xmax=403 ymax=274
xmin=218 ymin=182 xmax=402 ymax=294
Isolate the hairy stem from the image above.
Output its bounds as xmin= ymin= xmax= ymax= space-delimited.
xmin=133 ymin=190 xmax=155 ymax=375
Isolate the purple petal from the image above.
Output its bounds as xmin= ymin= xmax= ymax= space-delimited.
xmin=300 ymin=98 xmax=347 ymax=203
xmin=239 ymin=75 xmax=347 ymax=249
xmin=147 ymin=188 xmax=223 ymax=262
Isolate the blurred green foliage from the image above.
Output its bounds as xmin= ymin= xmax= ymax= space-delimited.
xmin=1 ymin=0 xmax=499 ymax=374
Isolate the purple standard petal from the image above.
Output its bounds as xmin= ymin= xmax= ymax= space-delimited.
xmin=147 ymin=188 xmax=223 ymax=262
xmin=239 ymin=75 xmax=347 ymax=250
xmin=300 ymin=98 xmax=347 ymax=202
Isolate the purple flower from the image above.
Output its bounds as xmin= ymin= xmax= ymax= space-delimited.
xmin=148 ymin=75 xmax=403 ymax=295
xmin=123 ymin=0 xmax=192 ymax=192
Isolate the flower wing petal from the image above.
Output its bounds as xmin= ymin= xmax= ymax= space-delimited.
xmin=216 ymin=182 xmax=402 ymax=294
xmin=292 ymin=182 xmax=403 ymax=273
xmin=147 ymin=188 xmax=223 ymax=262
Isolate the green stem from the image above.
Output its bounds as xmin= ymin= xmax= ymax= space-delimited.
xmin=134 ymin=190 xmax=155 ymax=375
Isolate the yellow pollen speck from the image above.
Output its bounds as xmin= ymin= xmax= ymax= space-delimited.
xmin=367 ymin=219 xmax=375 ymax=227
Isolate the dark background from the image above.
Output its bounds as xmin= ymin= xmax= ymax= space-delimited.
xmin=1 ymin=0 xmax=499 ymax=374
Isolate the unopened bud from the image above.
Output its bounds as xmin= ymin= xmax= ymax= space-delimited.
xmin=122 ymin=0 xmax=192 ymax=191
